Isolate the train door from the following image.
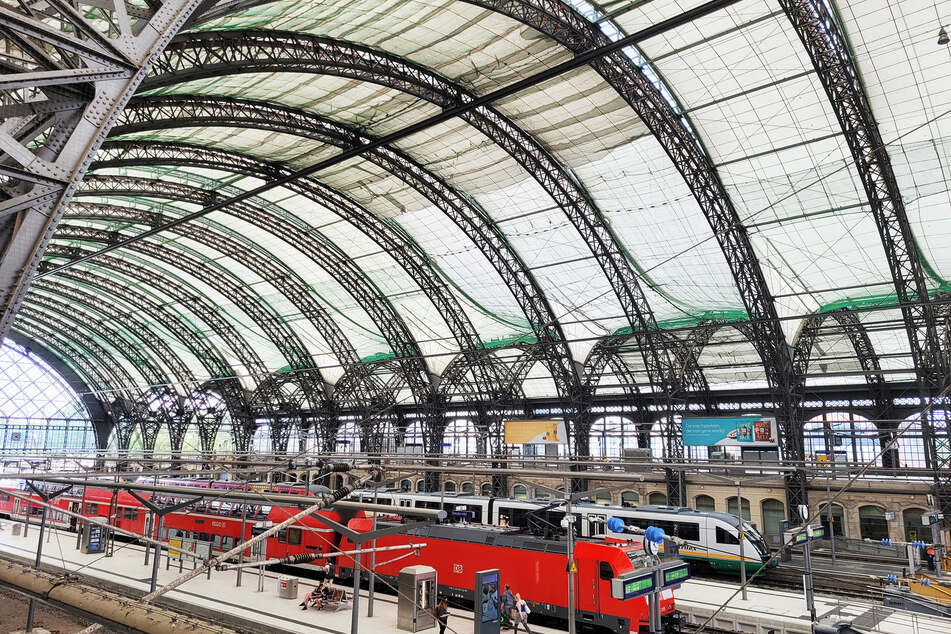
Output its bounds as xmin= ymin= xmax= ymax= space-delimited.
xmin=594 ymin=560 xmax=614 ymax=615
xmin=69 ymin=502 xmax=80 ymax=531
xmin=586 ymin=512 xmax=606 ymax=537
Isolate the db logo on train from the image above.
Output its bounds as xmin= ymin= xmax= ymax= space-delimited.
xmin=453 ymin=564 xmax=463 ymax=574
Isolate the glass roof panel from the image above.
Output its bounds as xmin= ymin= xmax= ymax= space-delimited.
xmin=835 ymin=0 xmax=951 ymax=289
xmin=636 ymin=0 xmax=892 ymax=341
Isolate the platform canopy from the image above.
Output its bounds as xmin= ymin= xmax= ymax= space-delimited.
xmin=1 ymin=0 xmax=949 ymax=416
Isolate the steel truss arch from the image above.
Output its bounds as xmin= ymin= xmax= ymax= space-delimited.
xmin=51 ymin=222 xmax=310 ymax=383
xmin=72 ymin=173 xmax=421 ymax=406
xmin=781 ymin=0 xmax=945 ymax=471
xmin=66 ymin=194 xmax=341 ymax=410
xmin=115 ymin=87 xmax=682 ymax=398
xmin=22 ymin=290 xmax=174 ymax=396
xmin=0 ymin=0 xmax=208 ymax=336
xmin=10 ymin=321 xmax=115 ymax=406
xmin=144 ymin=31 xmax=587 ymax=438
xmin=93 ymin=142 xmax=508 ymax=402
xmin=39 ymin=245 xmax=257 ymax=442
xmin=32 ymin=278 xmax=198 ymax=392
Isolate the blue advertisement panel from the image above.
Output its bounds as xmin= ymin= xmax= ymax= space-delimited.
xmin=682 ymin=416 xmax=778 ymax=447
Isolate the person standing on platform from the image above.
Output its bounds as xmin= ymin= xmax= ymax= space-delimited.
xmin=436 ymin=597 xmax=450 ymax=634
xmin=513 ymin=593 xmax=532 ymax=633
xmin=500 ymin=584 xmax=515 ymax=629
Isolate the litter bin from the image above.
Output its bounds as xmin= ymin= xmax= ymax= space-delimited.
xmin=12 ymin=523 xmax=21 ymax=536
xmin=278 ymin=576 xmax=298 ymax=599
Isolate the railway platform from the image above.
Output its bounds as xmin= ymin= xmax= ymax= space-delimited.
xmin=1 ymin=523 xmax=950 ymax=634
xmin=0 ymin=524 xmax=566 ymax=634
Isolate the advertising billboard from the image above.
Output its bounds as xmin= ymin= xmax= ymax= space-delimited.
xmin=504 ymin=419 xmax=567 ymax=444
xmin=682 ymin=416 xmax=778 ymax=447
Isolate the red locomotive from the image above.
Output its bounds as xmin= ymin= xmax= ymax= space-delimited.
xmin=0 ymin=479 xmax=678 ymax=633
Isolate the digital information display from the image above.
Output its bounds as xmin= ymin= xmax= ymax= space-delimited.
xmin=662 ymin=564 xmax=690 ymax=587
xmin=611 ymin=571 xmax=656 ymax=600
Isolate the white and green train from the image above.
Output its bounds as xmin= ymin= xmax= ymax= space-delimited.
xmin=349 ymin=490 xmax=774 ymax=575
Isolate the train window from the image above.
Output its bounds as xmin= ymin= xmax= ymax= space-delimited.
xmin=167 ymin=528 xmax=178 ymax=539
xmin=677 ymin=523 xmax=701 ymax=541
xmin=599 ymin=562 xmax=613 ymax=580
xmin=278 ymin=529 xmax=287 ymax=543
xmin=85 ymin=503 xmax=98 ymax=515
xmin=222 ymin=536 xmax=234 ymax=550
xmin=288 ymin=528 xmax=302 ymax=545
xmin=715 ymin=526 xmax=739 ymax=545
xmin=199 ymin=532 xmax=210 ymax=543
xmin=213 ymin=535 xmax=222 ymax=549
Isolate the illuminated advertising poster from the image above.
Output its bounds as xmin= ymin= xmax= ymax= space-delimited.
xmin=503 ymin=420 xmax=567 ymax=444
xmin=682 ymin=416 xmax=778 ymax=447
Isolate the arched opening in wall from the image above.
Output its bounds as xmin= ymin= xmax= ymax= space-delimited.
xmin=648 ymin=492 xmax=667 ymax=505
xmin=594 ymin=490 xmax=612 ymax=505
xmin=461 ymin=482 xmax=474 ymax=494
xmin=727 ymin=496 xmax=751 ymax=522
xmin=399 ymin=479 xmax=412 ymax=492
xmin=444 ymin=418 xmax=478 ymax=455
xmin=897 ymin=413 xmax=931 ymax=468
xmin=481 ymin=483 xmax=492 ymax=496
xmin=415 ymin=479 xmax=425 ymax=492
xmin=761 ymin=499 xmax=785 ymax=543
xmin=899 ymin=411 xmax=949 ymax=468
xmin=0 ymin=339 xmax=96 ymax=462
xmin=694 ymin=495 xmax=716 ymax=513
xmin=621 ymin=491 xmax=639 ymax=507
xmin=335 ymin=419 xmax=361 ymax=454
xmin=649 ymin=421 xmax=664 ymax=459
xmin=903 ymin=507 xmax=928 ymax=542
xmin=403 ymin=420 xmax=424 ymax=453
xmin=252 ymin=423 xmax=271 ymax=455
xmin=589 ymin=415 xmax=636 ymax=458
xmin=444 ymin=481 xmax=457 ymax=492
xmin=513 ymin=484 xmax=529 ymax=500
xmin=859 ymin=505 xmax=889 ymax=540
xmin=535 ymin=489 xmax=550 ymax=500
xmin=818 ymin=503 xmax=846 ymax=538
xmin=805 ymin=412 xmax=881 ymax=465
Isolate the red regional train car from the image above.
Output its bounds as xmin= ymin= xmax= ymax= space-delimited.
xmin=0 ymin=480 xmax=680 ymax=632
xmin=332 ymin=518 xmax=677 ymax=634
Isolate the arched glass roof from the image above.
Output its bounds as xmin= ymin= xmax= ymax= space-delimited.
xmin=7 ymin=0 xmax=950 ymax=411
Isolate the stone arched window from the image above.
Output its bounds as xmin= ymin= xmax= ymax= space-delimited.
xmin=621 ymin=491 xmax=639 ymax=507
xmin=727 ymin=496 xmax=751 ymax=521
xmin=694 ymin=494 xmax=716 ymax=513
xmin=858 ymin=505 xmax=889 ymax=540
xmin=818 ymin=502 xmax=846 ymax=537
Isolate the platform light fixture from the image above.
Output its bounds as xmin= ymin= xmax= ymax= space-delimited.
xmin=939 ymin=25 xmax=950 ymax=46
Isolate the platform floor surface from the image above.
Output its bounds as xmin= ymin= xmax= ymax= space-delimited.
xmin=0 ymin=523 xmax=563 ymax=634
xmin=1 ymin=522 xmax=949 ymax=634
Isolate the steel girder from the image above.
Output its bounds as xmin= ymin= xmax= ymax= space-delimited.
xmin=72 ymin=173 xmax=412 ymax=406
xmin=39 ymin=246 xmax=256 ymax=439
xmin=32 ymin=278 xmax=198 ymax=390
xmin=143 ymin=32 xmax=589 ymax=406
xmin=0 ymin=0 xmax=206 ymax=338
xmin=113 ymin=95 xmax=513 ymax=400
xmin=781 ymin=0 xmax=945 ymax=475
